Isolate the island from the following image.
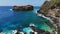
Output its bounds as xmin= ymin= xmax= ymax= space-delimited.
xmin=13 ymin=5 xmax=33 ymax=11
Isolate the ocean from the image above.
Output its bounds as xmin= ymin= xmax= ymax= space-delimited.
xmin=0 ymin=6 xmax=54 ymax=34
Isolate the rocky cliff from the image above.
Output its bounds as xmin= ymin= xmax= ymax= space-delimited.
xmin=37 ymin=0 xmax=60 ymax=34
xmin=13 ymin=5 xmax=33 ymax=11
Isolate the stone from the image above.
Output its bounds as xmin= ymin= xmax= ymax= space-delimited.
xmin=13 ymin=5 xmax=33 ymax=11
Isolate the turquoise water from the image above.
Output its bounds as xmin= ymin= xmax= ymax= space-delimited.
xmin=0 ymin=6 xmax=54 ymax=34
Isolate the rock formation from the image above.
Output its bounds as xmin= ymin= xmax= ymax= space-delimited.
xmin=13 ymin=5 xmax=33 ymax=11
xmin=30 ymin=26 xmax=50 ymax=34
xmin=37 ymin=0 xmax=60 ymax=34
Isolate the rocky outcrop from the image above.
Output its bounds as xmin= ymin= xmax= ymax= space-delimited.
xmin=30 ymin=26 xmax=50 ymax=34
xmin=13 ymin=5 xmax=33 ymax=11
xmin=37 ymin=0 xmax=60 ymax=34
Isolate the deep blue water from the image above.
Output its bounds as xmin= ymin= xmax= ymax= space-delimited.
xmin=0 ymin=6 xmax=54 ymax=33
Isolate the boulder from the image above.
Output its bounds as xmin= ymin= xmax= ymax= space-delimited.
xmin=13 ymin=5 xmax=33 ymax=11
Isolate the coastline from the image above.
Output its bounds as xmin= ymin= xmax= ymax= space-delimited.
xmin=37 ymin=0 xmax=60 ymax=34
xmin=35 ymin=10 xmax=56 ymax=28
xmin=34 ymin=10 xmax=55 ymax=33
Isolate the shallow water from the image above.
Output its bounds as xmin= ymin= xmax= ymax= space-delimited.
xmin=0 ymin=6 xmax=54 ymax=34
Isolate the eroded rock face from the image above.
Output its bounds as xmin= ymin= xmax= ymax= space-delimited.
xmin=13 ymin=5 xmax=33 ymax=11
xmin=37 ymin=0 xmax=60 ymax=34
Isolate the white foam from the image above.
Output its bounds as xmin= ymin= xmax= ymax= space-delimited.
xmin=0 ymin=32 xmax=5 ymax=34
xmin=34 ymin=11 xmax=53 ymax=23
xmin=12 ymin=30 xmax=17 ymax=34
xmin=10 ymin=9 xmax=13 ymax=11
xmin=29 ymin=23 xmax=35 ymax=27
xmin=34 ymin=11 xmax=57 ymax=28
xmin=37 ymin=13 xmax=53 ymax=23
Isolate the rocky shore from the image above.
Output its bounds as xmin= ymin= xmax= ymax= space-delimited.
xmin=5 ymin=0 xmax=60 ymax=34
xmin=37 ymin=0 xmax=60 ymax=34
xmin=13 ymin=5 xmax=33 ymax=11
xmin=30 ymin=26 xmax=50 ymax=34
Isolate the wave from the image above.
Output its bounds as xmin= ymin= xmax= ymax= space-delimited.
xmin=34 ymin=10 xmax=57 ymax=28
xmin=10 ymin=9 xmax=13 ymax=11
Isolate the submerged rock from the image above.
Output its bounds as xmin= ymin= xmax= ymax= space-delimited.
xmin=13 ymin=5 xmax=33 ymax=11
xmin=30 ymin=26 xmax=50 ymax=34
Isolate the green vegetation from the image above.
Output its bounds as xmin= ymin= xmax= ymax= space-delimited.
xmin=41 ymin=0 xmax=60 ymax=10
xmin=41 ymin=0 xmax=57 ymax=10
xmin=40 ymin=0 xmax=60 ymax=33
xmin=56 ymin=3 xmax=60 ymax=7
xmin=55 ymin=10 xmax=60 ymax=17
xmin=40 ymin=0 xmax=60 ymax=15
